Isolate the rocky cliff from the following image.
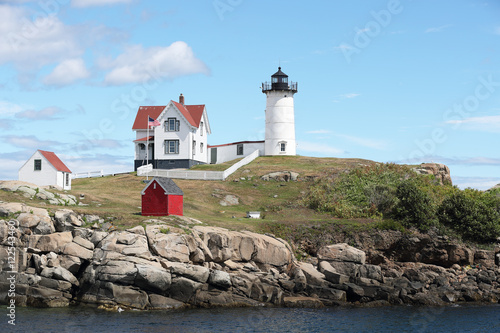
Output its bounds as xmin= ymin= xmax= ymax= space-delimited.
xmin=1 ymin=201 xmax=499 ymax=310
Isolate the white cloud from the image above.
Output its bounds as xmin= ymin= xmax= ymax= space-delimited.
xmin=63 ymin=153 xmax=132 ymax=175
xmin=43 ymin=58 xmax=90 ymax=86
xmin=452 ymin=176 xmax=500 ymax=191
xmin=103 ymin=41 xmax=209 ymax=85
xmin=0 ymin=101 xmax=25 ymax=116
xmin=0 ymin=156 xmax=24 ymax=180
xmin=337 ymin=133 xmax=387 ymax=150
xmin=15 ymin=106 xmax=63 ymax=120
xmin=425 ymin=24 xmax=452 ymax=33
xmin=0 ymin=5 xmax=82 ymax=70
xmin=445 ymin=115 xmax=500 ymax=132
xmin=297 ymin=141 xmax=344 ymax=155
xmin=4 ymin=135 xmax=58 ymax=149
xmin=72 ymin=0 xmax=132 ymax=8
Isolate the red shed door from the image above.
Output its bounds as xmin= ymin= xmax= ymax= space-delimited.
xmin=142 ymin=181 xmax=168 ymax=216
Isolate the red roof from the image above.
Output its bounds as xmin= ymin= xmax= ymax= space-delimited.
xmin=39 ymin=150 xmax=71 ymax=173
xmin=132 ymin=106 xmax=166 ymax=130
xmin=132 ymin=102 xmax=205 ymax=130
xmin=134 ymin=136 xmax=154 ymax=142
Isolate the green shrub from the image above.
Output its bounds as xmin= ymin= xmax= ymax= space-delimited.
xmin=437 ymin=190 xmax=500 ymax=242
xmin=392 ymin=180 xmax=437 ymax=231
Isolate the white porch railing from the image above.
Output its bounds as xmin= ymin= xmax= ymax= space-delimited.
xmin=144 ymin=149 xmax=261 ymax=181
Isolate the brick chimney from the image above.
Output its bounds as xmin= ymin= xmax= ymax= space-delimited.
xmin=179 ymin=93 xmax=184 ymax=105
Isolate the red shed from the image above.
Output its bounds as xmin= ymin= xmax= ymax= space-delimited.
xmin=141 ymin=177 xmax=184 ymax=216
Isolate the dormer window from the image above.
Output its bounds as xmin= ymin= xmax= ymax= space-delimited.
xmin=165 ymin=118 xmax=180 ymax=132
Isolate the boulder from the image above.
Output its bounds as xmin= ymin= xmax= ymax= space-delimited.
xmin=284 ymin=296 xmax=324 ymax=308
xmin=17 ymin=213 xmax=41 ymax=228
xmin=168 ymin=277 xmax=203 ymax=302
xmin=161 ymin=261 xmax=210 ymax=283
xmin=61 ymin=242 xmax=93 ymax=260
xmin=243 ymin=231 xmax=292 ymax=267
xmin=101 ymin=282 xmax=149 ymax=309
xmin=33 ymin=219 xmax=56 ymax=235
xmin=318 ymin=243 xmax=366 ymax=264
xmin=97 ymin=260 xmax=137 ymax=284
xmin=413 ymin=163 xmax=452 ymax=185
xmin=40 ymin=266 xmax=79 ymax=286
xmin=146 ymin=225 xmax=191 ymax=262
xmin=73 ymin=236 xmax=95 ymax=251
xmin=17 ymin=186 xmax=37 ymax=197
xmin=99 ymin=231 xmax=152 ymax=259
xmin=148 ymin=294 xmax=185 ymax=309
xmin=54 ymin=210 xmax=82 ymax=232
xmin=318 ymin=261 xmax=350 ymax=284
xmin=134 ymin=264 xmax=171 ymax=293
xmin=219 ymin=194 xmax=239 ymax=206
xmin=260 ymin=171 xmax=299 ymax=182
xmin=26 ymin=285 xmax=70 ymax=308
xmin=208 ymin=270 xmax=232 ymax=289
xmin=58 ymin=255 xmax=82 ymax=275
xmin=297 ymin=262 xmax=326 ymax=286
xmin=36 ymin=232 xmax=73 ymax=253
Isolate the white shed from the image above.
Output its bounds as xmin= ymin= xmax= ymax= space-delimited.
xmin=18 ymin=150 xmax=72 ymax=190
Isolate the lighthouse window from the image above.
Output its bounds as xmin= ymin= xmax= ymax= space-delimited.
xmin=280 ymin=142 xmax=286 ymax=152
xmin=282 ymin=77 xmax=288 ymax=83
xmin=272 ymin=77 xmax=278 ymax=83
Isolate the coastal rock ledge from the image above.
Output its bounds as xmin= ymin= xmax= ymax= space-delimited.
xmin=0 ymin=203 xmax=499 ymax=310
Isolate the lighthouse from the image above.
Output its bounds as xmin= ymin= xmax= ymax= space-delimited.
xmin=262 ymin=67 xmax=298 ymax=156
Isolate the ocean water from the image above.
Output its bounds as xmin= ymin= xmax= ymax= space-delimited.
xmin=5 ymin=304 xmax=500 ymax=333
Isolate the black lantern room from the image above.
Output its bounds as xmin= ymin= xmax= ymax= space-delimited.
xmin=262 ymin=67 xmax=298 ymax=93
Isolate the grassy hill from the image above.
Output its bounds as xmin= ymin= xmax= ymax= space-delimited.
xmin=2 ymin=155 xmax=498 ymax=247
xmin=0 ymin=156 xmax=373 ymax=231
xmin=67 ymin=156 xmax=376 ymax=231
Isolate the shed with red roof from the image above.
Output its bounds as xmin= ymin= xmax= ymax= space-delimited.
xmin=18 ymin=150 xmax=73 ymax=190
xmin=141 ymin=177 xmax=183 ymax=216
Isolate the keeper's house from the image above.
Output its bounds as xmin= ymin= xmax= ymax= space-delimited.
xmin=132 ymin=94 xmax=210 ymax=170
xmin=18 ymin=150 xmax=72 ymax=190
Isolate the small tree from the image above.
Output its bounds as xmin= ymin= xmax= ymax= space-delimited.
xmin=393 ymin=180 xmax=437 ymax=231
xmin=438 ymin=191 xmax=500 ymax=243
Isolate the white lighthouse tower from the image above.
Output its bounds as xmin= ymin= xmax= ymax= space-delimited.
xmin=262 ymin=67 xmax=298 ymax=156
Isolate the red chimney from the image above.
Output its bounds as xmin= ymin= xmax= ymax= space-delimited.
xmin=179 ymin=93 xmax=184 ymax=105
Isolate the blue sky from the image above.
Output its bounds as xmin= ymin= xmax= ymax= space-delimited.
xmin=0 ymin=0 xmax=499 ymax=190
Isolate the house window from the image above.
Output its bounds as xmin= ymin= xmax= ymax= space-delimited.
xmin=200 ymin=122 xmax=204 ymax=136
xmin=193 ymin=140 xmax=196 ymax=154
xmin=237 ymin=144 xmax=244 ymax=156
xmin=280 ymin=142 xmax=286 ymax=152
xmin=165 ymin=118 xmax=180 ymax=132
xmin=200 ymin=143 xmax=204 ymax=153
xmin=65 ymin=173 xmax=69 ymax=187
xmin=139 ymin=143 xmax=145 ymax=150
xmin=34 ymin=159 xmax=41 ymax=171
xmin=165 ymin=140 xmax=179 ymax=154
